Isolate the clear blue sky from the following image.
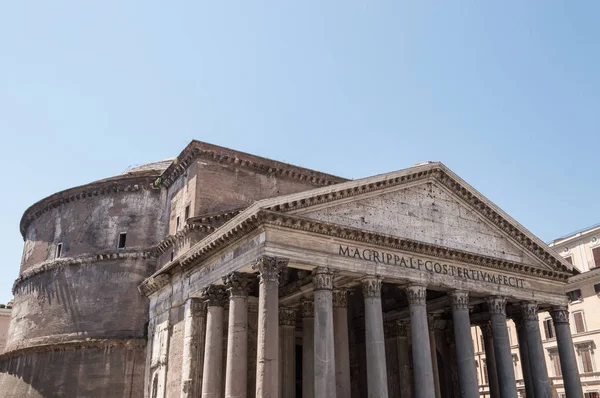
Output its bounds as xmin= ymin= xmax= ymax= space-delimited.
xmin=1 ymin=2 xmax=598 ymax=303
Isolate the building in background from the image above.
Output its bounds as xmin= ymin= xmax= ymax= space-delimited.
xmin=472 ymin=223 xmax=600 ymax=398
xmin=0 ymin=301 xmax=13 ymax=354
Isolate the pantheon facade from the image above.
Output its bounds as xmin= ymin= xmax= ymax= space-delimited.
xmin=0 ymin=140 xmax=583 ymax=398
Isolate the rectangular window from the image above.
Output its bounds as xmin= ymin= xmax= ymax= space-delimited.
xmin=176 ymin=216 xmax=180 ymax=232
xmin=581 ymin=349 xmax=594 ymax=373
xmin=543 ymin=318 xmax=555 ymax=339
xmin=573 ymin=311 xmax=586 ymax=333
xmin=567 ymin=289 xmax=582 ymax=303
xmin=170 ymin=251 xmax=174 ymax=262
xmin=584 ymin=392 xmax=600 ymax=398
xmin=592 ymin=247 xmax=600 ymax=268
xmin=483 ymin=363 xmax=489 ymax=384
xmin=55 ymin=243 xmax=63 ymax=259
xmin=480 ymin=335 xmax=485 ymax=352
xmin=552 ymin=353 xmax=562 ymax=376
xmin=564 ymin=256 xmax=573 ymax=265
xmin=507 ymin=327 xmax=512 ymax=345
xmin=117 ymin=233 xmax=127 ymax=249
xmin=184 ymin=205 xmax=190 ymax=220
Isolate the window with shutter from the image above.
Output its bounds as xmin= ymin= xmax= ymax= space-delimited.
xmin=581 ymin=349 xmax=594 ymax=373
xmin=552 ymin=353 xmax=562 ymax=376
xmin=567 ymin=289 xmax=582 ymax=303
xmin=593 ymin=247 xmax=600 ymax=268
xmin=573 ymin=312 xmax=586 ymax=333
xmin=483 ymin=363 xmax=489 ymax=384
xmin=480 ymin=335 xmax=485 ymax=352
xmin=595 ymin=283 xmax=600 ymax=295
xmin=544 ymin=318 xmax=555 ymax=339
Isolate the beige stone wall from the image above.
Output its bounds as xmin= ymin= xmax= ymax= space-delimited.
xmin=0 ymin=308 xmax=11 ymax=354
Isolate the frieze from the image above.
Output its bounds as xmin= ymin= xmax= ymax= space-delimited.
xmin=405 ymin=285 xmax=427 ymax=306
xmin=361 ymin=276 xmax=383 ymax=298
xmin=313 ymin=267 xmax=334 ymax=290
xmin=486 ymin=296 xmax=507 ymax=316
xmin=449 ymin=291 xmax=470 ymax=311
xmin=279 ymin=307 xmax=297 ymax=326
xmin=252 ymin=256 xmax=288 ymax=284
xmin=550 ymin=307 xmax=570 ymax=325
xmin=222 ymin=272 xmax=255 ymax=298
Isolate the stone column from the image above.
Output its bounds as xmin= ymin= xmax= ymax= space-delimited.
xmin=333 ymin=289 xmax=351 ymax=398
xmin=518 ymin=303 xmax=551 ymax=398
xmin=253 ymin=256 xmax=287 ymax=398
xmin=486 ymin=297 xmax=517 ymax=398
xmin=223 ymin=272 xmax=254 ymax=398
xmin=301 ymin=299 xmax=315 ymax=398
xmin=279 ymin=307 xmax=297 ymax=398
xmin=448 ymin=291 xmax=479 ymax=398
xmin=405 ymin=284 xmax=435 ymax=398
xmin=550 ymin=307 xmax=584 ymax=398
xmin=479 ymin=323 xmax=500 ymax=398
xmin=362 ymin=276 xmax=389 ymax=398
xmin=200 ymin=285 xmax=227 ymax=398
xmin=313 ymin=267 xmax=336 ymax=398
xmin=180 ymin=297 xmax=207 ymax=398
xmin=513 ymin=315 xmax=534 ymax=398
xmin=427 ymin=314 xmax=441 ymax=398
xmin=396 ymin=320 xmax=413 ymax=398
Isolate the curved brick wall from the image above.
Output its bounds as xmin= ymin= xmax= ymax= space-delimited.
xmin=1 ymin=172 xmax=166 ymax=398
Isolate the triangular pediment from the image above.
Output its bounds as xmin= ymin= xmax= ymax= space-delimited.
xmin=295 ymin=181 xmax=544 ymax=267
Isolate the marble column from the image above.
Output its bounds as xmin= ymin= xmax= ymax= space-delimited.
xmin=301 ymin=299 xmax=315 ymax=398
xmin=396 ymin=320 xmax=413 ymax=398
xmin=333 ymin=289 xmax=351 ymax=398
xmin=427 ymin=314 xmax=441 ymax=398
xmin=486 ymin=296 xmax=517 ymax=398
xmin=180 ymin=297 xmax=207 ymax=398
xmin=223 ymin=272 xmax=254 ymax=398
xmin=479 ymin=323 xmax=500 ymax=398
xmin=513 ymin=315 xmax=534 ymax=398
xmin=448 ymin=291 xmax=479 ymax=398
xmin=405 ymin=284 xmax=435 ymax=398
xmin=518 ymin=303 xmax=551 ymax=398
xmin=279 ymin=307 xmax=297 ymax=398
xmin=313 ymin=267 xmax=336 ymax=398
xmin=550 ymin=307 xmax=584 ymax=398
xmin=362 ymin=276 xmax=389 ymax=398
xmin=253 ymin=256 xmax=287 ymax=398
xmin=200 ymin=285 xmax=227 ymax=398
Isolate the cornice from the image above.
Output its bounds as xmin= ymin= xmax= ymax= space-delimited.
xmin=264 ymin=167 xmax=571 ymax=273
xmin=139 ymin=209 xmax=572 ymax=296
xmin=20 ymin=174 xmax=160 ymax=239
xmin=160 ymin=141 xmax=347 ymax=188
xmin=13 ymin=249 xmax=157 ymax=294
xmin=568 ymin=266 xmax=600 ymax=284
xmin=188 ymin=208 xmax=246 ymax=227
xmin=156 ymin=224 xmax=215 ymax=254
xmin=0 ymin=338 xmax=146 ymax=362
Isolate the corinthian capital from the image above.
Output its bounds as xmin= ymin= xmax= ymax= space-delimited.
xmin=333 ymin=289 xmax=350 ymax=308
xmin=313 ymin=267 xmax=334 ymax=290
xmin=201 ymin=285 xmax=227 ymax=307
xmin=279 ymin=307 xmax=297 ymax=327
xmin=486 ymin=296 xmax=507 ymax=316
xmin=300 ymin=299 xmax=314 ymax=318
xmin=520 ymin=302 xmax=539 ymax=322
xmin=361 ymin=276 xmax=383 ymax=298
xmin=550 ymin=306 xmax=570 ymax=325
xmin=448 ymin=290 xmax=470 ymax=311
xmin=222 ymin=272 xmax=254 ymax=298
xmin=405 ymin=284 xmax=427 ymax=306
xmin=252 ymin=256 xmax=288 ymax=284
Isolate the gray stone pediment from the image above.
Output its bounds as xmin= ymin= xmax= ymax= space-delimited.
xmin=295 ymin=181 xmax=545 ymax=268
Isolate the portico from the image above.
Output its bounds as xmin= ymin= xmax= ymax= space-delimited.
xmin=141 ymin=163 xmax=581 ymax=398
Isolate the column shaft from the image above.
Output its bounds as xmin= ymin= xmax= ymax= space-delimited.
xmin=406 ymin=284 xmax=435 ymax=398
xmin=515 ymin=320 xmax=533 ymax=398
xmin=486 ymin=297 xmax=517 ymax=398
xmin=302 ymin=300 xmax=315 ymax=398
xmin=448 ymin=291 xmax=479 ymax=398
xmin=551 ymin=307 xmax=584 ymax=398
xmin=223 ymin=272 xmax=253 ymax=398
xmin=427 ymin=315 xmax=441 ymax=398
xmin=253 ymin=256 xmax=286 ymax=398
xmin=480 ymin=323 xmax=500 ymax=398
xmin=396 ymin=321 xmax=413 ymax=398
xmin=180 ymin=298 xmax=207 ymax=398
xmin=521 ymin=303 xmax=551 ymax=398
xmin=313 ymin=268 xmax=336 ymax=398
xmin=279 ymin=307 xmax=297 ymax=398
xmin=363 ymin=277 xmax=388 ymax=398
xmin=333 ymin=290 xmax=351 ymax=398
xmin=201 ymin=286 xmax=227 ymax=398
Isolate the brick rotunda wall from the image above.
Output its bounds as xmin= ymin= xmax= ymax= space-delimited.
xmin=0 ymin=172 xmax=167 ymax=398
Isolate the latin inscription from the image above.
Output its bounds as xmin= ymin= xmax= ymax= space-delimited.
xmin=339 ymin=245 xmax=525 ymax=288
